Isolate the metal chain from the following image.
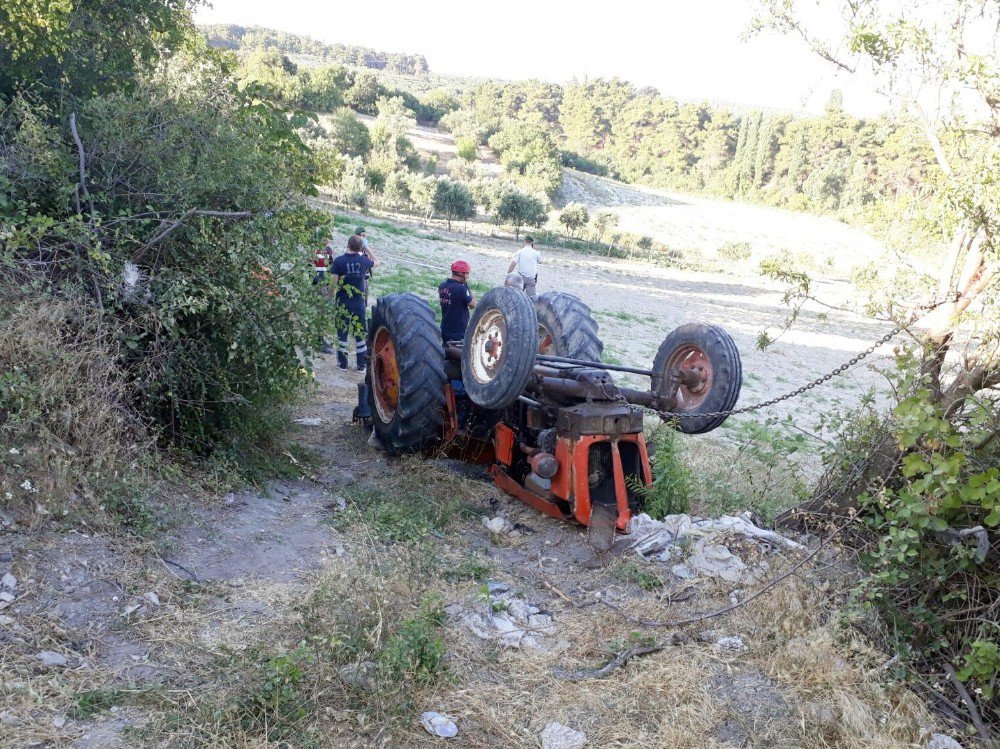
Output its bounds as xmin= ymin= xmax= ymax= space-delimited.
xmin=632 ymin=294 xmax=959 ymax=421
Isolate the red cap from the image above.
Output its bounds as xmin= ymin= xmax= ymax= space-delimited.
xmin=451 ymin=260 xmax=470 ymax=274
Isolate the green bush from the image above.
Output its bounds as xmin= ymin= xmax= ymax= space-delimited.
xmin=1 ymin=51 xmax=335 ymax=475
xmin=635 ymin=426 xmax=692 ymax=518
xmin=848 ymin=352 xmax=1000 ymax=716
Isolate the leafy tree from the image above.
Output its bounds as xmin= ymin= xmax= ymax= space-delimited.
xmin=456 ymin=138 xmax=478 ymax=162
xmin=496 ymin=189 xmax=547 ymax=239
xmin=433 ymin=178 xmax=476 ymax=229
xmin=558 ymin=203 xmax=590 ymax=238
xmin=344 ymin=71 xmax=383 ymax=115
xmin=300 ymin=65 xmax=349 ymax=112
xmin=326 ymin=109 xmax=372 ymax=158
xmin=1 ymin=0 xmax=192 ymax=99
xmin=237 ymin=48 xmax=303 ymax=104
xmin=592 ymin=210 xmax=619 ymax=247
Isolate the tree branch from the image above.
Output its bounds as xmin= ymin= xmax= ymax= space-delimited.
xmin=132 ymin=209 xmax=254 ymax=263
xmin=69 ymin=112 xmax=94 ymax=217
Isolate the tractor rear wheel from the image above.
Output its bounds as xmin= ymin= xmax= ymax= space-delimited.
xmin=535 ymin=291 xmax=604 ymax=363
xmin=653 ymin=323 xmax=742 ymax=435
xmin=461 ymin=286 xmax=537 ymax=410
xmin=366 ymin=293 xmax=446 ymax=454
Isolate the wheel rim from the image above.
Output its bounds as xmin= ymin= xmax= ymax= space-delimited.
xmin=666 ymin=344 xmax=712 ymax=411
xmin=371 ymin=327 xmax=399 ymax=422
xmin=537 ymin=322 xmax=555 ymax=355
xmin=469 ymin=308 xmax=507 ymax=384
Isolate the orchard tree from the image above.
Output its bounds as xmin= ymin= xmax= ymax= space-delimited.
xmin=558 ymin=202 xmax=590 ymax=238
xmin=326 ymin=108 xmax=372 ymax=158
xmin=592 ymin=210 xmax=619 ymax=247
xmin=496 ymin=189 xmax=547 ymax=239
xmin=433 ymin=178 xmax=476 ymax=229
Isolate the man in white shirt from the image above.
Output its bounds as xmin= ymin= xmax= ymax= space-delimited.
xmin=507 ymin=236 xmax=541 ymax=300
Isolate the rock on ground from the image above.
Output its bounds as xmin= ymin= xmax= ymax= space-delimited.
xmin=420 ymin=711 xmax=459 ymax=738
xmin=541 ymin=722 xmax=587 ymax=749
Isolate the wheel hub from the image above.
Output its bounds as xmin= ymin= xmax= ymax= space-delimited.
xmin=469 ymin=309 xmax=507 ymax=383
xmin=667 ymin=345 xmax=713 ymax=410
xmin=371 ymin=327 xmax=399 ymax=422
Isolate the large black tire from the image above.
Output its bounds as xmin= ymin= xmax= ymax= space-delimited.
xmin=653 ymin=323 xmax=742 ymax=435
xmin=366 ymin=293 xmax=446 ymax=455
xmin=461 ymin=286 xmax=537 ymax=410
xmin=535 ymin=291 xmax=604 ymax=363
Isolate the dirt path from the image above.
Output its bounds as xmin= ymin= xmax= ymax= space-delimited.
xmin=0 ymin=350 xmax=938 ymax=748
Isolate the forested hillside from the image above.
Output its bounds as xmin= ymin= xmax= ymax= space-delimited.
xmin=203 ymin=24 xmax=429 ymax=75
xmin=212 ymin=24 xmax=939 ymax=254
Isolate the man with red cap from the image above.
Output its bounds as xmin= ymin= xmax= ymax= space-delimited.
xmin=438 ymin=260 xmax=476 ymax=344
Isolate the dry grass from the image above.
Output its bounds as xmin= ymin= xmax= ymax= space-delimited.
xmin=0 ymin=292 xmax=151 ymax=523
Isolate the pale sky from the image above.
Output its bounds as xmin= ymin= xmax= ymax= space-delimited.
xmin=195 ymin=0 xmax=885 ymax=116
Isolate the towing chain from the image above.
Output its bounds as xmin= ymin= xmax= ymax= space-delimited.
xmin=622 ymin=295 xmax=959 ymax=421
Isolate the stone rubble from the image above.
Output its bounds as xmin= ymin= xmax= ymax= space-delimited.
xmin=541 ymin=722 xmax=587 ymax=749
xmin=628 ymin=512 xmax=802 ymax=582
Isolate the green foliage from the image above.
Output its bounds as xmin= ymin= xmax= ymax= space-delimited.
xmin=718 ymin=241 xmax=752 ymax=262
xmin=635 ymin=427 xmax=692 ymax=518
xmin=455 ymin=137 xmax=478 ymax=162
xmin=558 ymin=202 xmax=590 ymax=238
xmin=432 ymin=177 xmax=477 ymax=229
xmin=237 ymin=644 xmax=314 ymax=737
xmin=71 ymin=688 xmax=130 ymax=719
xmin=378 ymin=595 xmax=446 ymax=684
xmin=202 ymin=24 xmax=430 ymax=75
xmin=495 ymin=189 xmax=547 ymax=238
xmin=612 ymin=560 xmax=665 ymax=591
xmin=1 ymin=0 xmax=192 ymax=99
xmin=841 ymin=351 xmax=1000 ymax=717
xmin=2 ymin=47 xmax=335 ymax=469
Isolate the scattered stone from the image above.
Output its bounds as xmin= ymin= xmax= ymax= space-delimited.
xmin=223 ymin=493 xmax=237 ymax=506
xmin=482 ymin=516 xmax=513 ymax=534
xmin=0 ymin=615 xmax=14 ymax=625
xmin=143 ymin=591 xmax=160 ymax=606
xmin=1 ymin=711 xmax=20 ymax=726
xmin=332 ymin=496 xmax=347 ymax=511
xmin=121 ymin=602 xmax=142 ymax=617
xmin=540 ymin=722 xmax=587 ymax=749
xmin=714 ymin=636 xmax=748 ymax=653
xmin=1 ymin=572 xmax=16 ymax=590
xmin=803 ymin=703 xmax=839 ymax=726
xmin=37 ymin=650 xmax=68 ymax=667
xmin=420 ymin=711 xmax=458 ymax=738
xmin=0 ymin=552 xmax=12 ymax=562
xmin=293 ymin=417 xmax=322 ymax=426
xmin=928 ymin=735 xmax=964 ymax=749
xmin=486 ymin=580 xmax=509 ymax=595
xmin=671 ymin=564 xmax=694 ymax=580
xmin=52 ymin=716 xmax=67 ymax=729
xmin=339 ymin=661 xmax=377 ymax=691
xmin=0 ymin=591 xmax=15 ymax=603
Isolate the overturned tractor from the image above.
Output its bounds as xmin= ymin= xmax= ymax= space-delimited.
xmin=355 ymin=287 xmax=742 ymax=547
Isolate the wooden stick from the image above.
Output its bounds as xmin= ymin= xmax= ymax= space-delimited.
xmin=552 ymin=645 xmax=665 ymax=681
xmin=543 ymin=580 xmax=574 ymax=605
xmin=943 ymin=663 xmax=991 ymax=742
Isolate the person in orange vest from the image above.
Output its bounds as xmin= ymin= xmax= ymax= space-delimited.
xmin=313 ymin=237 xmax=333 ymax=285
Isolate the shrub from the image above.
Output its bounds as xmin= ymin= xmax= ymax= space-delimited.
xmin=634 ymin=426 xmax=692 ymax=518
xmin=455 ymin=137 xmax=478 ymax=162
xmin=1 ymin=53 xmax=334 ymax=476
xmin=718 ymin=241 xmax=752 ymax=261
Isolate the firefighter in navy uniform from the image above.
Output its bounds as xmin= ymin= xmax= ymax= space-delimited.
xmin=438 ymin=260 xmax=476 ymax=345
xmin=331 ymin=234 xmax=377 ymax=370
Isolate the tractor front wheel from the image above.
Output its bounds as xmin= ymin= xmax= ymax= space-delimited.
xmin=461 ymin=286 xmax=537 ymax=410
xmin=653 ymin=323 xmax=742 ymax=434
xmin=366 ymin=293 xmax=446 ymax=454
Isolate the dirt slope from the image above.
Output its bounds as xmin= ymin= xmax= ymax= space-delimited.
xmin=0 ymin=355 xmax=937 ymax=749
